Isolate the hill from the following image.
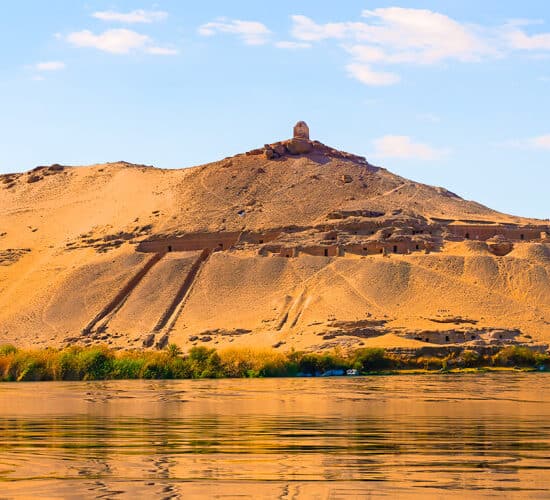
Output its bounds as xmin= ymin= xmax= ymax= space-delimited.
xmin=0 ymin=122 xmax=548 ymax=353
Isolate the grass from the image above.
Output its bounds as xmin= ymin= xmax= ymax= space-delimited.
xmin=0 ymin=344 xmax=547 ymax=381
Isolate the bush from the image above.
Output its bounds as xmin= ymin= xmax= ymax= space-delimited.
xmin=352 ymin=348 xmax=391 ymax=372
xmin=166 ymin=343 xmax=182 ymax=358
xmin=414 ymin=356 xmax=445 ymax=371
xmin=0 ymin=344 xmax=17 ymax=356
xmin=460 ymin=350 xmax=482 ymax=368
xmin=2 ymin=343 xmax=547 ymax=381
xmin=493 ymin=346 xmax=542 ymax=367
xmin=112 ymin=356 xmax=146 ymax=379
xmin=187 ymin=346 xmax=223 ymax=378
xmin=75 ymin=347 xmax=114 ymax=380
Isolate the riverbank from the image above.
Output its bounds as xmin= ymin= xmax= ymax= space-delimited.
xmin=0 ymin=344 xmax=548 ymax=381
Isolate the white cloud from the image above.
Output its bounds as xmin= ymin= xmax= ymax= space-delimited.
xmin=65 ymin=29 xmax=176 ymax=56
xmin=345 ymin=44 xmax=386 ymax=63
xmin=291 ymin=9 xmax=495 ymax=64
xmin=505 ymin=27 xmax=550 ymax=50
xmin=529 ymin=134 xmax=550 ymax=150
xmin=67 ymin=29 xmax=150 ymax=54
xmin=274 ymin=41 xmax=311 ymax=49
xmin=35 ymin=61 xmax=65 ymax=71
xmin=372 ymin=135 xmax=448 ymax=160
xmin=346 ymin=63 xmax=400 ymax=86
xmin=198 ymin=18 xmax=271 ymax=45
xmin=288 ymin=9 xmax=500 ymax=86
xmin=92 ymin=10 xmax=167 ymax=24
xmin=360 ymin=8 xmax=495 ymax=63
xmin=290 ymin=15 xmax=356 ymax=41
xmin=146 ymin=46 xmax=179 ymax=55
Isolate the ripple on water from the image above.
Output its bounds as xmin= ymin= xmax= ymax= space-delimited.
xmin=1 ymin=374 xmax=550 ymax=498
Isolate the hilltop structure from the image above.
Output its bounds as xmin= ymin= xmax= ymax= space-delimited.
xmin=293 ymin=121 xmax=310 ymax=140
xmin=0 ymin=122 xmax=548 ymax=354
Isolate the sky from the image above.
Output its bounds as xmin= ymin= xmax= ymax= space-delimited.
xmin=1 ymin=1 xmax=549 ymax=219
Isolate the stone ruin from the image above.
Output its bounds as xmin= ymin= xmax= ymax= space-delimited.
xmin=293 ymin=121 xmax=310 ymax=140
xmin=248 ymin=121 xmax=368 ymax=163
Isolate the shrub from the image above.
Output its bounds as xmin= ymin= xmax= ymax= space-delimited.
xmin=493 ymin=346 xmax=541 ymax=367
xmin=414 ymin=356 xmax=444 ymax=371
xmin=166 ymin=343 xmax=182 ymax=358
xmin=75 ymin=347 xmax=114 ymax=380
xmin=112 ymin=356 xmax=146 ymax=379
xmin=352 ymin=348 xmax=391 ymax=372
xmin=187 ymin=346 xmax=223 ymax=378
xmin=0 ymin=344 xmax=17 ymax=356
xmin=460 ymin=350 xmax=482 ymax=368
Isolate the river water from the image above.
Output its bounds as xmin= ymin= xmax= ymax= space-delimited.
xmin=1 ymin=374 xmax=549 ymax=499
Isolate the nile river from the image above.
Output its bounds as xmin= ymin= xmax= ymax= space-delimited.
xmin=1 ymin=374 xmax=549 ymax=498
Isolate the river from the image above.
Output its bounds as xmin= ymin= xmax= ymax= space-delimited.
xmin=1 ymin=374 xmax=549 ymax=498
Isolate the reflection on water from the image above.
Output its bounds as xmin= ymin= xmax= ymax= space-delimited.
xmin=1 ymin=374 xmax=550 ymax=498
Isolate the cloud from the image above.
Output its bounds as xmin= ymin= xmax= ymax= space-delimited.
xmin=274 ymin=41 xmax=311 ymax=49
xmin=92 ymin=10 xmax=167 ymax=24
xmin=291 ymin=9 xmax=495 ymax=64
xmin=505 ymin=27 xmax=550 ymax=50
xmin=67 ymin=29 xmax=150 ymax=54
xmin=372 ymin=135 xmax=448 ymax=160
xmin=35 ymin=61 xmax=65 ymax=71
xmin=290 ymin=15 xmax=356 ymax=41
xmin=65 ymin=29 xmax=177 ymax=55
xmin=346 ymin=63 xmax=400 ymax=86
xmin=198 ymin=18 xmax=271 ymax=45
xmin=287 ymin=8 xmax=511 ymax=85
xmin=529 ymin=134 xmax=550 ymax=149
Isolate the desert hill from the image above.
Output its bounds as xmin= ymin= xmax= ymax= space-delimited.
xmin=0 ymin=122 xmax=548 ymax=353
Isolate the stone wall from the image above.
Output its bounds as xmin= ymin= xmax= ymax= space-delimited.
xmin=447 ymin=224 xmax=545 ymax=241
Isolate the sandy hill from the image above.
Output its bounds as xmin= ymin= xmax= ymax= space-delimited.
xmin=0 ymin=122 xmax=548 ymax=353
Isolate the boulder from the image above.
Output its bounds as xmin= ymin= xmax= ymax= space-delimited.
xmin=487 ymin=235 xmax=513 ymax=256
xmin=264 ymin=148 xmax=275 ymax=160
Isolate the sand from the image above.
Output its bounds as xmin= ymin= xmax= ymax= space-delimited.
xmin=0 ymin=143 xmax=548 ymax=351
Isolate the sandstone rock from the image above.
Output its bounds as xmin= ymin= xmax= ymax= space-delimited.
xmin=264 ymin=148 xmax=275 ymax=160
xmin=155 ymin=334 xmax=169 ymax=349
xmin=487 ymin=235 xmax=513 ymax=256
xmin=274 ymin=144 xmax=287 ymax=156
xmin=287 ymin=138 xmax=313 ymax=155
xmin=341 ymin=174 xmax=353 ymax=183
xmin=143 ymin=333 xmax=155 ymax=347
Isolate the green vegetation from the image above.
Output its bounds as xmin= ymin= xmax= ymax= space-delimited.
xmin=0 ymin=344 xmax=547 ymax=382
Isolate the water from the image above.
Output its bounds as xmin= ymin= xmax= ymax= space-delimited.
xmin=1 ymin=374 xmax=550 ymax=498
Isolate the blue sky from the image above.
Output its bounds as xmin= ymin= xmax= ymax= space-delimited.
xmin=1 ymin=1 xmax=549 ymax=218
